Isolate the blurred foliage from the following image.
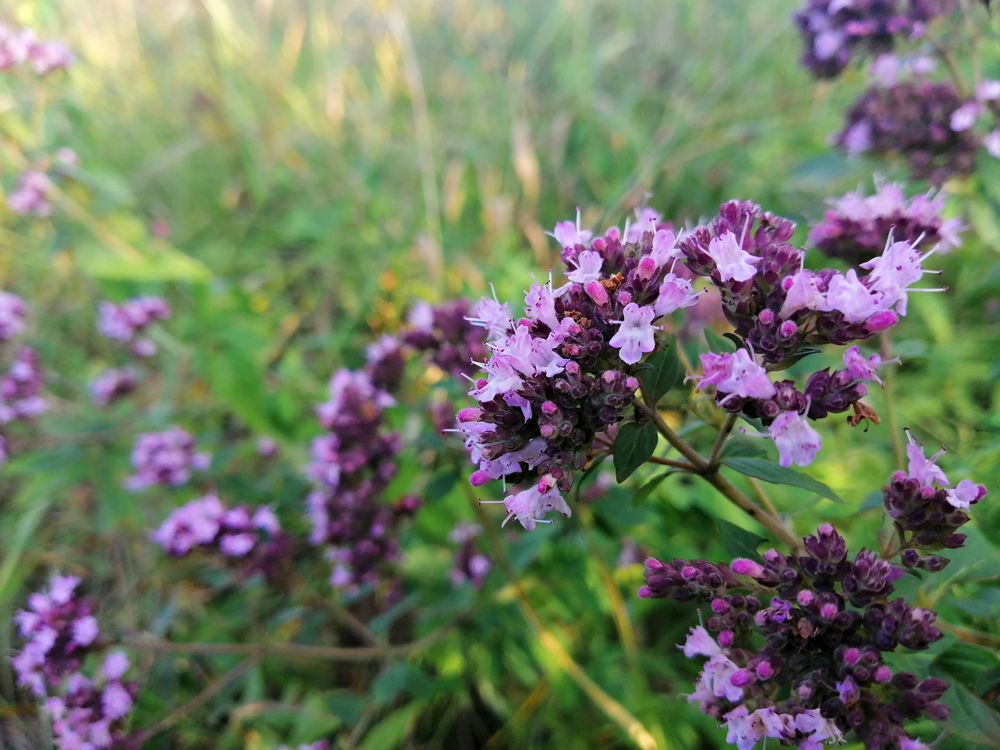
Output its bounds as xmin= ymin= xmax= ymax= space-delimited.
xmin=1 ymin=0 xmax=999 ymax=748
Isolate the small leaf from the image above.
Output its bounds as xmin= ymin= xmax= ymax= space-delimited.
xmin=637 ymin=346 xmax=682 ymax=404
xmin=717 ymin=519 xmax=767 ymax=561
xmin=704 ymin=329 xmax=737 ymax=353
xmin=939 ymin=680 xmax=1000 ymax=747
xmin=632 ymin=472 xmax=673 ymax=506
xmin=614 ymin=422 xmax=659 ymax=482
xmin=721 ymin=457 xmax=843 ymax=504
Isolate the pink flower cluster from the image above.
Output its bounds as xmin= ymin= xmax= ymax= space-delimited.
xmin=125 ymin=426 xmax=210 ymax=490
xmin=152 ymin=494 xmax=290 ymax=581
xmin=0 ymin=290 xmax=27 ymax=340
xmin=306 ymin=368 xmax=420 ymax=591
xmin=13 ymin=576 xmax=138 ymax=749
xmin=1 ymin=346 xmax=47 ymax=425
xmin=0 ymin=292 xmax=46 ymax=467
xmin=97 ymin=296 xmax=171 ymax=358
xmin=448 ymin=522 xmax=491 ymax=587
xmin=7 ymin=149 xmax=78 ymax=217
xmin=91 ymin=295 xmax=171 ymax=407
xmin=0 ymin=23 xmax=73 ymax=75
xmin=809 ymin=182 xmax=963 ymax=266
xmin=459 ymin=207 xmax=698 ymax=528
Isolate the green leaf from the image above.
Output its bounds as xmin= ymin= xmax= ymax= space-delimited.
xmin=705 ymin=329 xmax=737 ymax=353
xmin=939 ymin=680 xmax=1000 ymax=747
xmin=632 ymin=472 xmax=673 ymax=506
xmin=614 ymin=421 xmax=659 ymax=482
xmin=637 ymin=346 xmax=682 ymax=404
xmin=78 ymin=239 xmax=212 ymax=283
xmin=721 ymin=457 xmax=843 ymax=504
xmin=717 ymin=519 xmax=767 ymax=561
xmin=358 ymin=703 xmax=422 ymax=750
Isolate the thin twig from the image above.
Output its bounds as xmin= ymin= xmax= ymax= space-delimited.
xmin=879 ymin=332 xmax=906 ymax=470
xmin=130 ymin=655 xmax=260 ymax=745
xmin=635 ymin=399 xmax=707 ymax=471
xmin=746 ymin=477 xmax=781 ymax=521
xmin=636 ymin=398 xmax=802 ymax=552
xmin=122 ymin=628 xmax=445 ymax=662
xmin=707 ymin=413 xmax=738 ymax=470
xmin=937 ymin=621 xmax=1000 ymax=650
xmin=645 ymin=456 xmax=696 ymax=470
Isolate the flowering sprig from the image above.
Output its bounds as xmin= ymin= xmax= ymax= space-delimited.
xmin=0 ymin=23 xmax=73 ymax=76
xmin=793 ymin=0 xmax=957 ymax=79
xmin=152 ymin=494 xmax=291 ymax=581
xmin=809 ymin=181 xmax=963 ymax=266
xmin=461 ymin=198 xmax=946 ymax=531
xmin=124 ymin=426 xmax=210 ymax=490
xmin=793 ymin=0 xmax=1000 ymax=183
xmin=0 ymin=291 xmax=46 ymax=467
xmin=91 ymin=295 xmax=172 ymax=407
xmin=13 ymin=576 xmax=139 ymax=749
xmin=835 ymin=77 xmax=983 ymax=184
xmin=6 ymin=148 xmax=79 ymax=217
xmin=97 ymin=296 xmax=171 ymax=359
xmin=637 ymin=431 xmax=986 ymax=749
xmin=306 ymin=368 xmax=420 ymax=591
xmin=458 ymin=207 xmax=703 ymax=529
xmin=403 ymin=299 xmax=489 ymax=378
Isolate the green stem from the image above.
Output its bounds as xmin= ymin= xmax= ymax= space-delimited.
xmin=879 ymin=332 xmax=906 ymax=470
xmin=937 ymin=621 xmax=1000 ymax=650
xmin=635 ymin=399 xmax=802 ymax=553
xmin=707 ymin=413 xmax=738 ymax=470
xmin=121 ymin=627 xmax=446 ymax=662
xmin=645 ymin=456 xmax=696 ymax=471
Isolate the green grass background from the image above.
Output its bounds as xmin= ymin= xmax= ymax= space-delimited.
xmin=1 ymin=0 xmax=999 ymax=748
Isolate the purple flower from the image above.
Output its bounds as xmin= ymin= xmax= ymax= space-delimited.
xmin=449 ymin=523 xmax=491 ymax=587
xmin=904 ymin=432 xmax=949 ymax=488
xmin=835 ymin=80 xmax=980 ymax=184
xmin=565 ymin=250 xmax=604 ymax=284
xmin=97 ymin=296 xmax=171 ymax=357
xmin=842 ymin=346 xmax=888 ymax=385
xmin=695 ymin=350 xmax=776 ymax=403
xmin=497 ymin=478 xmax=572 ymax=531
xmin=547 ymin=209 xmax=593 ymax=248
xmin=125 ymin=426 xmax=210 ymax=490
xmin=706 ymin=231 xmax=761 ymax=283
xmin=152 ymin=494 xmax=290 ymax=580
xmin=402 ymin=299 xmax=489 ymax=377
xmin=809 ymin=182 xmax=963 ymax=266
xmin=794 ymin=0 xmax=956 ymax=78
xmin=654 ymin=274 xmax=700 ymax=316
xmin=0 ymin=347 xmax=46 ymax=424
xmin=7 ymin=170 xmax=53 ymax=216
xmin=0 ymin=291 xmax=27 ymax=341
xmin=13 ymin=576 xmax=99 ymax=695
xmin=89 ymin=368 xmax=139 ymax=407
xmin=466 ymin=288 xmax=513 ymax=344
xmin=609 ymin=303 xmax=658 ymax=364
